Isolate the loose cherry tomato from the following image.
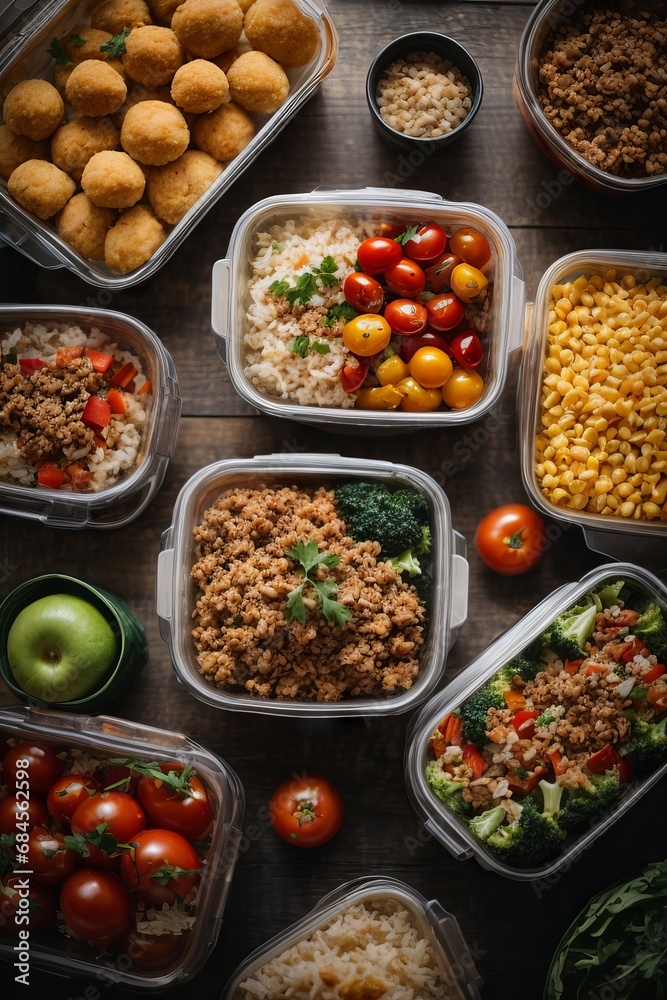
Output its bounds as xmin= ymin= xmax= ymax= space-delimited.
xmin=402 ymin=222 xmax=447 ymax=263
xmin=0 ymin=795 xmax=49 ymax=837
xmin=118 ymin=926 xmax=186 ymax=968
xmin=0 ymin=874 xmax=55 ymax=934
xmin=342 ymin=315 xmax=391 ymax=357
xmin=475 ymin=504 xmax=547 ymax=576
xmin=71 ymin=791 xmax=146 ymax=867
xmin=448 ymin=330 xmax=484 ymax=368
xmin=424 ymin=253 xmax=462 ymax=293
xmin=340 ymin=355 xmax=369 ymax=393
xmin=396 ymin=377 xmax=442 ymax=412
xmin=451 ymin=262 xmax=489 ymax=303
xmin=120 ymin=828 xmax=201 ymax=904
xmin=399 ymin=332 xmax=450 ymax=364
xmin=28 ymin=826 xmax=77 ymax=884
xmin=449 ymin=227 xmax=492 ymax=268
xmin=408 ymin=347 xmax=453 ymax=389
xmin=269 ymin=774 xmax=343 ymax=847
xmin=426 ymin=292 xmax=466 ymax=332
xmin=60 ymin=868 xmax=133 ymax=948
xmin=2 ymin=743 xmax=65 ymax=795
xmin=376 ymin=354 xmax=409 ymax=385
xmin=383 ymin=298 xmax=427 ymax=335
xmin=356 ymin=237 xmax=402 ymax=275
xmin=342 ymin=273 xmax=383 ymax=313
xmin=383 ymin=258 xmax=426 ymax=297
xmin=47 ymin=774 xmax=99 ymax=825
xmin=137 ymin=763 xmax=213 ymax=842
xmin=441 ymin=367 xmax=485 ymax=409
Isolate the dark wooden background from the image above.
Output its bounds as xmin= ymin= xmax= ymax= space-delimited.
xmin=1 ymin=0 xmax=667 ymax=997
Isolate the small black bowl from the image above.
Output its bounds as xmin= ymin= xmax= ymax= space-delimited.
xmin=366 ymin=31 xmax=483 ymax=153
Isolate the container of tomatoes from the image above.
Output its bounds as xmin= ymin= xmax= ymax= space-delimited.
xmin=211 ymin=188 xmax=526 ymax=433
xmin=0 ymin=706 xmax=244 ymax=989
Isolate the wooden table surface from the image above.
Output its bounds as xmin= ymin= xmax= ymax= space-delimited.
xmin=2 ymin=0 xmax=667 ymax=997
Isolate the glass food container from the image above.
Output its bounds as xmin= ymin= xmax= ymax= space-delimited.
xmin=222 ymin=876 xmax=483 ymax=1000
xmin=0 ymin=304 xmax=181 ymax=528
xmin=0 ymin=705 xmax=245 ymax=989
xmin=405 ymin=562 xmax=667 ymax=882
xmin=0 ymin=0 xmax=338 ymax=288
xmin=210 ymin=187 xmax=526 ymax=433
xmin=518 ymin=249 xmax=667 ymax=563
xmin=157 ymin=453 xmax=469 ymax=718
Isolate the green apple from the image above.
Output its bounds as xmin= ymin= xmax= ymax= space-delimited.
xmin=6 ymin=594 xmax=118 ymax=702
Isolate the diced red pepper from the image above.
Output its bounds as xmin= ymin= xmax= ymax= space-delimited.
xmin=548 ymin=747 xmax=568 ymax=776
xmin=618 ymin=755 xmax=633 ymax=785
xmin=94 ymin=434 xmax=107 ymax=451
xmin=622 ymin=639 xmax=650 ymax=663
xmin=507 ymin=764 xmax=547 ymax=795
xmin=510 ymin=709 xmax=540 ymax=741
xmin=85 ymin=349 xmax=114 ymax=373
xmin=647 ymin=679 xmax=667 ymax=714
xmin=19 ymin=357 xmax=47 ymax=375
xmin=37 ymin=463 xmax=65 ymax=489
xmin=587 ymin=744 xmax=621 ymax=774
xmin=110 ymin=362 xmax=138 ymax=388
xmin=461 ymin=743 xmax=488 ymax=780
xmin=503 ymin=689 xmax=527 ymax=712
xmin=64 ymin=462 xmax=94 ymax=490
xmin=643 ymin=663 xmax=666 ymax=684
xmin=106 ymin=388 xmax=127 ymax=414
xmin=81 ymin=395 xmax=111 ymax=432
xmin=136 ymin=379 xmax=152 ymax=394
xmin=585 ymin=662 xmax=611 ymax=676
xmin=437 ymin=713 xmax=463 ymax=746
xmin=55 ymin=345 xmax=83 ymax=366
xmin=564 ymin=659 xmax=583 ymax=675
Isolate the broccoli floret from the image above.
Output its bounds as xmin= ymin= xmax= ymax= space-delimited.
xmin=335 ymin=482 xmax=429 ymax=559
xmin=390 ymin=549 xmax=422 ymax=577
xmin=592 ymin=580 xmax=626 ymax=611
xmin=417 ymin=524 xmax=431 ymax=555
xmin=538 ymin=778 xmax=565 ymax=817
xmin=506 ymin=653 xmax=544 ymax=682
xmin=486 ymin=797 xmax=567 ymax=868
xmin=633 ymin=602 xmax=667 ymax=661
xmin=624 ymin=715 xmax=667 ymax=771
xmin=460 ymin=684 xmax=504 ymax=749
xmin=425 ymin=760 xmax=469 ymax=816
xmin=469 ymin=805 xmax=505 ymax=842
xmin=543 ymin=601 xmax=597 ymax=661
xmin=557 ymin=771 xmax=621 ymax=833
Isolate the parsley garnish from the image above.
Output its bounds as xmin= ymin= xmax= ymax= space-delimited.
xmin=69 ymin=33 xmax=86 ymax=48
xmin=285 ymin=540 xmax=353 ymax=628
xmin=291 ymin=335 xmax=330 ymax=357
xmin=325 ymin=302 xmax=358 ymax=327
xmin=535 ymin=712 xmax=556 ymax=727
xmin=99 ymin=27 xmax=131 ymax=57
xmin=269 ymin=278 xmax=290 ymax=297
xmin=395 ymin=224 xmax=419 ymax=245
xmin=272 ymin=241 xmax=285 ymax=251
xmin=48 ymin=37 xmax=74 ymax=65
xmin=286 ymin=271 xmax=318 ymax=306
xmin=270 ymin=257 xmax=340 ymax=307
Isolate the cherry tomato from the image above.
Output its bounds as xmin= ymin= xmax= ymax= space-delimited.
xmin=383 ymin=258 xmax=426 ymax=297
xmin=342 ymin=273 xmax=383 ymax=313
xmin=383 ymin=298 xmax=427 ymax=336
xmin=2 ymin=743 xmax=65 ymax=795
xmin=355 ymin=384 xmax=404 ymax=410
xmin=0 ymin=874 xmax=55 ymax=934
xmin=376 ymin=354 xmax=409 ymax=386
xmin=399 ymin=332 xmax=450 ymax=364
xmin=402 ymin=222 xmax=447 ymax=263
xmin=408 ymin=347 xmax=453 ymax=389
xmin=424 ymin=253 xmax=462 ymax=293
xmin=377 ymin=222 xmax=404 ymax=239
xmin=450 ymin=262 xmax=489 ymax=303
xmin=0 ymin=794 xmax=49 ymax=837
xmin=396 ymin=377 xmax=442 ymax=412
xmin=120 ymin=828 xmax=201 ymax=904
xmin=475 ymin=504 xmax=547 ymax=576
xmin=441 ymin=367 xmax=485 ymax=409
xmin=28 ymin=826 xmax=77 ymax=884
xmin=426 ymin=292 xmax=466 ymax=332
xmin=47 ymin=774 xmax=99 ymax=825
xmin=137 ymin=764 xmax=213 ymax=842
xmin=71 ymin=791 xmax=146 ymax=867
xmin=356 ymin=237 xmax=402 ymax=275
xmin=340 ymin=355 xmax=369 ymax=393
xmin=448 ymin=330 xmax=484 ymax=368
xmin=449 ymin=227 xmax=492 ymax=268
xmin=342 ymin=314 xmax=391 ymax=357
xmin=60 ymin=868 xmax=133 ymax=948
xmin=269 ymin=774 xmax=343 ymax=847
xmin=118 ymin=926 xmax=186 ymax=968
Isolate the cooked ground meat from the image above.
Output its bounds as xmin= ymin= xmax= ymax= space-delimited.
xmin=191 ymin=485 xmax=426 ymax=701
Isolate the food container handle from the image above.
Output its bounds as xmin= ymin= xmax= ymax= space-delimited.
xmin=156 ymin=534 xmax=174 ymax=640
xmin=582 ymin=529 xmax=662 ymax=566
xmin=310 ymin=187 xmax=443 ymax=204
xmin=425 ymin=899 xmax=484 ymax=999
xmin=450 ymin=533 xmax=468 ymax=629
xmin=0 ymin=211 xmax=65 ymax=271
xmin=507 ymin=273 xmax=528 ymax=354
xmin=424 ymin=817 xmax=474 ymax=860
xmin=211 ymin=258 xmax=231 ymax=362
xmin=17 ymin=707 xmax=189 ymax=749
xmin=156 ymin=376 xmax=182 ymax=458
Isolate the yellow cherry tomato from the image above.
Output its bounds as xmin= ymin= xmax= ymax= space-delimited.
xmin=441 ymin=367 xmax=485 ymax=409
xmin=342 ymin=314 xmax=391 ymax=356
xmin=408 ymin=347 xmax=453 ymax=388
xmin=396 ymin=377 xmax=442 ymax=412
xmin=355 ymin=384 xmax=404 ymax=410
xmin=450 ymin=263 xmax=489 ymax=303
xmin=376 ymin=354 xmax=409 ymax=385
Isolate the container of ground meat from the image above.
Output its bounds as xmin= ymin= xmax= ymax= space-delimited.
xmin=514 ymin=0 xmax=667 ymax=193
xmin=222 ymin=876 xmax=483 ymax=999
xmin=0 ymin=305 xmax=180 ymax=528
xmin=518 ymin=249 xmax=667 ymax=563
xmin=405 ymin=562 xmax=667 ymax=881
xmin=210 ymin=187 xmax=525 ymax=433
xmin=157 ymin=453 xmax=469 ymax=717
xmin=0 ymin=704 xmax=244 ymax=989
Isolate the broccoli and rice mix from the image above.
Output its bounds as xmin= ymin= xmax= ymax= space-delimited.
xmin=191 ymin=481 xmax=431 ymax=701
xmin=426 ymin=580 xmax=667 ymax=868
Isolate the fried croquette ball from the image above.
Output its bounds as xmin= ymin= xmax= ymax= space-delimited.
xmin=51 ymin=116 xmax=120 ymax=182
xmin=104 ymin=204 xmax=166 ymax=272
xmin=55 ymin=192 xmax=116 ymax=260
xmin=120 ymin=99 xmax=189 ymax=164
xmin=81 ymin=149 xmax=146 ymax=207
xmin=60 ymin=26 xmax=113 ymax=61
xmin=170 ymin=59 xmax=228 ymax=113
xmin=122 ymin=26 xmax=184 ymax=86
xmin=111 ymin=82 xmax=175 ymax=128
xmin=1 ymin=65 xmax=27 ymax=103
xmin=3 ymin=79 xmax=64 ymax=140
xmin=211 ymin=47 xmax=240 ymax=73
xmin=244 ymin=0 xmax=318 ymax=68
xmin=238 ymin=0 xmax=254 ymax=10
xmin=8 ymin=159 xmax=76 ymax=219
xmin=0 ymin=125 xmax=49 ymax=181
xmin=146 ymin=148 xmax=221 ymax=222
xmin=171 ymin=0 xmax=242 ymax=59
xmin=191 ymin=100 xmax=253 ymax=161
xmin=91 ymin=0 xmax=152 ymax=34
xmin=226 ymin=50 xmax=288 ymax=114
xmin=147 ymin=0 xmax=181 ymax=25
xmin=54 ymin=64 xmax=74 ymax=97
xmin=66 ymin=60 xmax=127 ymax=117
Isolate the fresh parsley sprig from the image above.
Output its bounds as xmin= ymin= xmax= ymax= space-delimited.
xmin=324 ymin=302 xmax=358 ymax=327
xmin=268 ymin=257 xmax=340 ymax=307
xmin=47 ymin=37 xmax=74 ymax=65
xmin=395 ymin=224 xmax=419 ymax=245
xmin=99 ymin=27 xmax=131 ymax=57
xmin=285 ymin=540 xmax=352 ymax=628
xmin=291 ymin=335 xmax=330 ymax=358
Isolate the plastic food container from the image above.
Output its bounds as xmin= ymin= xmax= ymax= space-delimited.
xmin=405 ymin=562 xmax=667 ymax=882
xmin=518 ymin=249 xmax=667 ymax=563
xmin=0 ymin=304 xmax=181 ymax=528
xmin=222 ymin=876 xmax=483 ymax=1000
xmin=514 ymin=0 xmax=667 ymax=195
xmin=211 ymin=187 xmax=525 ymax=433
xmin=0 ymin=704 xmax=244 ymax=990
xmin=0 ymin=0 xmax=338 ymax=288
xmin=157 ymin=453 xmax=469 ymax=717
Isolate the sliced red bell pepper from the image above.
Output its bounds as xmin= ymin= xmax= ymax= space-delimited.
xmin=93 ymin=434 xmax=107 ymax=451
xmin=503 ymin=689 xmax=527 ymax=712
xmin=548 ymin=747 xmax=568 ymax=776
xmin=136 ymin=379 xmax=152 ymax=394
xmin=110 ymin=362 xmax=138 ymax=388
xmin=587 ymin=744 xmax=621 ymax=774
xmin=106 ymin=388 xmax=127 ymax=414
xmin=622 ymin=639 xmax=650 ymax=663
xmin=55 ymin=345 xmax=83 ymax=366
xmin=618 ymin=755 xmax=633 ymax=785
xmin=64 ymin=462 xmax=94 ymax=490
xmin=461 ymin=743 xmax=488 ymax=780
xmin=19 ymin=357 xmax=47 ymax=375
xmin=81 ymin=396 xmax=111 ymax=432
xmin=85 ymin=349 xmax=114 ymax=373
xmin=510 ymin=709 xmax=540 ymax=740
xmin=564 ymin=659 xmax=583 ymax=674
xmin=647 ymin=679 xmax=667 ymax=714
xmin=643 ymin=663 xmax=666 ymax=684
xmin=37 ymin=463 xmax=65 ymax=489
xmin=507 ymin=764 xmax=547 ymax=795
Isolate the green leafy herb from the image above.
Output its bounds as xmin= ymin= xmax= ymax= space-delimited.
xmin=104 ymin=757 xmax=195 ymax=796
xmin=269 ymin=278 xmax=290 ymax=298
xmin=353 ymin=258 xmax=363 ymax=272
xmin=324 ymin=302 xmax=358 ymax=327
xmin=285 ymin=540 xmax=352 ymax=628
xmin=395 ymin=224 xmax=419 ymax=246
xmin=536 ymin=712 xmax=556 ymax=727
xmin=99 ymin=26 xmax=131 ymax=58
xmin=291 ymin=336 xmax=330 ymax=357
xmin=271 ymin=241 xmax=285 ymax=251
xmin=270 ymin=257 xmax=340 ymax=307
xmin=150 ymin=864 xmax=201 ymax=885
xmin=69 ymin=33 xmax=86 ymax=48
xmin=47 ymin=37 xmax=74 ymax=65
xmin=285 ymin=271 xmax=318 ymax=307
xmin=311 ymin=341 xmax=330 ymax=354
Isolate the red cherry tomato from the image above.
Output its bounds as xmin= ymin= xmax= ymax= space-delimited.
xmin=120 ymin=828 xmax=201 ymax=904
xmin=402 ymin=222 xmax=447 ymax=263
xmin=475 ymin=504 xmax=547 ymax=576
xmin=399 ymin=332 xmax=451 ymax=363
xmin=0 ymin=874 xmax=55 ymax=934
xmin=270 ymin=774 xmax=343 ymax=847
xmin=118 ymin=926 xmax=186 ymax=968
xmin=449 ymin=227 xmax=492 ymax=268
xmin=60 ymin=868 xmax=133 ymax=948
xmin=342 ymin=273 xmax=383 ymax=313
xmin=448 ymin=330 xmax=484 ymax=368
xmin=383 ymin=298 xmax=428 ymax=336
xmin=0 ymin=794 xmax=49 ymax=837
xmin=340 ymin=355 xmax=370 ymax=393
xmin=356 ymin=237 xmax=402 ymax=275
xmin=28 ymin=826 xmax=77 ymax=884
xmin=383 ymin=258 xmax=426 ymax=297
xmin=426 ymin=292 xmax=466 ymax=332
xmin=71 ymin=791 xmax=146 ymax=867
xmin=2 ymin=743 xmax=65 ymax=795
xmin=424 ymin=252 xmax=462 ymax=293
xmin=47 ymin=774 xmax=99 ymax=825
xmin=137 ymin=764 xmax=213 ymax=842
